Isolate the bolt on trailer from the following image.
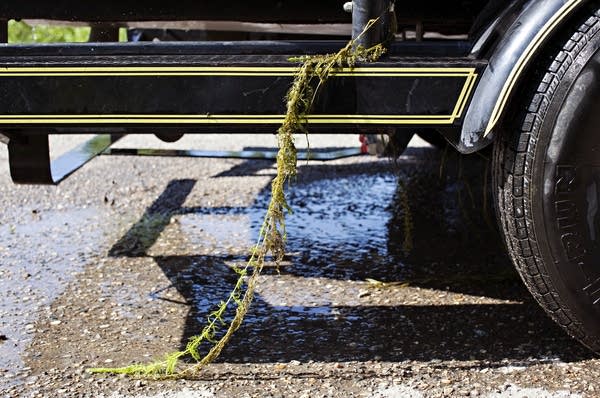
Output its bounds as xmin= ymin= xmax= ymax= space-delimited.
xmin=2 ymin=0 xmax=600 ymax=355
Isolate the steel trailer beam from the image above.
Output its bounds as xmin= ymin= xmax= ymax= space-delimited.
xmin=0 ymin=38 xmax=483 ymax=184
xmin=0 ymin=42 xmax=484 ymax=134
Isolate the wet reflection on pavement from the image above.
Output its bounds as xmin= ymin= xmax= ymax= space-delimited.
xmin=107 ymin=146 xmax=591 ymax=368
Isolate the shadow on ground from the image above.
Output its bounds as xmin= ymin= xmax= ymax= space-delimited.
xmin=108 ymin=146 xmax=594 ymax=366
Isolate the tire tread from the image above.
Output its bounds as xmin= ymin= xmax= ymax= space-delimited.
xmin=493 ymin=9 xmax=600 ymax=348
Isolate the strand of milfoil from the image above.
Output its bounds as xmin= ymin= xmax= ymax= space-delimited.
xmin=89 ymin=18 xmax=386 ymax=379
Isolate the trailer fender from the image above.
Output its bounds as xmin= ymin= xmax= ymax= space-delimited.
xmin=459 ymin=0 xmax=587 ymax=153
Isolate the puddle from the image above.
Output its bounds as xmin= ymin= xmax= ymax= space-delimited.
xmin=141 ymin=171 xmax=398 ymax=338
xmin=0 ymin=207 xmax=105 ymax=383
xmin=178 ymin=214 xmax=252 ymax=254
xmin=103 ymin=150 xmax=540 ymax=364
xmin=284 ymin=173 xmax=397 ymax=262
xmin=156 ymin=153 xmax=518 ymax=330
xmin=168 ymin=172 xmax=397 ymax=263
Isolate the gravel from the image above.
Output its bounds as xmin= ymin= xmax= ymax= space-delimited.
xmin=0 ymin=133 xmax=598 ymax=397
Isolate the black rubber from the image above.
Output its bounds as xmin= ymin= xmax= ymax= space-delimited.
xmin=493 ymin=5 xmax=600 ymax=352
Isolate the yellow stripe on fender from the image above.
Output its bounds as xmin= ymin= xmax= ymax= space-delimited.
xmin=484 ymin=0 xmax=584 ymax=136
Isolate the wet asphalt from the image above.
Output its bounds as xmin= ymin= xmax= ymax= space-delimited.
xmin=0 ymin=134 xmax=599 ymax=398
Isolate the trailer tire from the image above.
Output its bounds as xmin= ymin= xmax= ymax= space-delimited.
xmin=493 ymin=6 xmax=600 ymax=352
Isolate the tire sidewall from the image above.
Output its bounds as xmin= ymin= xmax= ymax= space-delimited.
xmin=532 ymin=17 xmax=600 ymax=342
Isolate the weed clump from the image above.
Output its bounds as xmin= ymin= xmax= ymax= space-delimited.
xmin=89 ymin=19 xmax=386 ymax=379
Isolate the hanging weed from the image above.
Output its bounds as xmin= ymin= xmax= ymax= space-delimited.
xmin=89 ymin=18 xmax=387 ymax=379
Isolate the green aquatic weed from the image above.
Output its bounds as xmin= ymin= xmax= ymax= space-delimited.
xmin=89 ymin=19 xmax=386 ymax=379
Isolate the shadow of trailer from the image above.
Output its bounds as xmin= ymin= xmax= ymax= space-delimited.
xmin=3 ymin=0 xmax=600 ymax=363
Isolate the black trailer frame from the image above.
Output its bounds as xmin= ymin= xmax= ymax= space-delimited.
xmin=0 ymin=0 xmax=588 ymax=184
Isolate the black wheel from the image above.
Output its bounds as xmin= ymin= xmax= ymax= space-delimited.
xmin=493 ymin=6 xmax=600 ymax=352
